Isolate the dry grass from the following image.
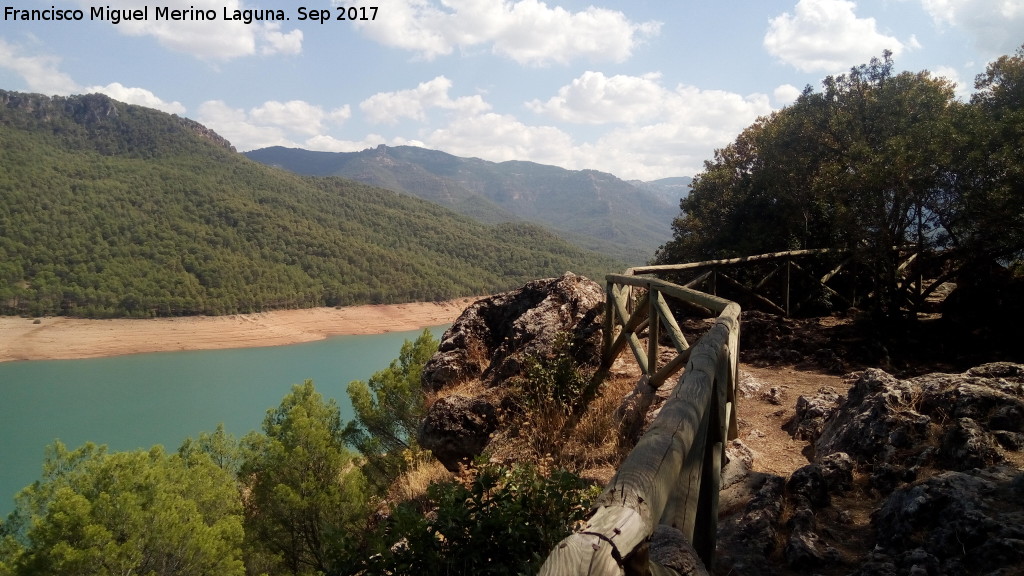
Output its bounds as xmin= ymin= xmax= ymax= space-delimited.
xmin=486 ymin=369 xmax=636 ymax=484
xmin=386 ymin=453 xmax=454 ymax=504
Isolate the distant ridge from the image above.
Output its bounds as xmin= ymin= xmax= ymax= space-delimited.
xmin=246 ymin=145 xmax=687 ymax=264
xmin=0 ymin=89 xmax=624 ymax=317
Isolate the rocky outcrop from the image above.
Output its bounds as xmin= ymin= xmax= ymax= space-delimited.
xmin=422 ymin=272 xmax=603 ymax=391
xmin=717 ymin=363 xmax=1024 ymax=575
xmin=418 ymin=273 xmax=604 ymax=471
xmin=1 ymin=88 xmax=236 ymax=152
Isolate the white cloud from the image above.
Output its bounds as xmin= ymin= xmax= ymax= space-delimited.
xmin=0 ymin=39 xmax=185 ymax=114
xmin=260 ymin=23 xmax=304 ymax=56
xmin=400 ymin=73 xmax=770 ymax=180
xmin=359 ymin=76 xmax=490 ymax=124
xmin=249 ymin=100 xmax=351 ymax=136
xmin=773 ymin=83 xmax=803 ymax=106
xmin=197 ymin=100 xmax=293 ymax=150
xmin=917 ymin=0 xmax=1024 ymax=55
xmin=523 ymin=71 xmax=773 ymax=177
xmin=84 ymin=82 xmax=186 ymax=114
xmin=425 ymin=112 xmax=577 ymax=166
xmin=764 ymin=0 xmax=910 ymax=73
xmin=197 ymin=99 xmax=353 ymax=150
xmin=339 ymin=0 xmax=660 ymax=65
xmin=0 ymin=38 xmax=78 ymax=95
xmin=71 ymin=0 xmax=303 ymax=60
xmin=526 ymin=71 xmax=667 ymax=124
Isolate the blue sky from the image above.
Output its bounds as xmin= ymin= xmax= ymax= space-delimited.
xmin=2 ymin=0 xmax=1022 ymax=180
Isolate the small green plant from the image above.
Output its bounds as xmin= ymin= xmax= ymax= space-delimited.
xmin=516 ymin=332 xmax=594 ymax=416
xmin=365 ymin=461 xmax=600 ymax=576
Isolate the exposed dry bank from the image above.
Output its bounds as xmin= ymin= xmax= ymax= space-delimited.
xmin=0 ymin=298 xmax=477 ymax=362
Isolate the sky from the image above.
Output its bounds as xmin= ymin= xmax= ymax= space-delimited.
xmin=1 ymin=0 xmax=1022 ymax=181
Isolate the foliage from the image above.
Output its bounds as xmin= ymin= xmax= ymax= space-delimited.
xmin=344 ymin=329 xmax=439 ymax=490
xmin=245 ymin=145 xmax=676 ymax=265
xmin=0 ymin=441 xmax=244 ymax=576
xmin=365 ymin=461 xmax=600 ymax=576
xmin=944 ymin=45 xmax=1024 ymax=267
xmin=179 ymin=423 xmax=243 ymax=477
xmin=514 ymin=332 xmax=595 ymax=416
xmin=655 ymin=48 xmax=1024 ymax=318
xmin=0 ymin=90 xmax=624 ymax=318
xmin=240 ymin=380 xmax=372 ymax=576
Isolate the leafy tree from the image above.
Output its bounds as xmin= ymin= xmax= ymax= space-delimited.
xmin=344 ymin=329 xmax=439 ymax=489
xmin=179 ymin=423 xmax=243 ymax=477
xmin=656 ymin=51 xmax=959 ymax=317
xmin=944 ymin=44 xmax=1024 ymax=268
xmin=0 ymin=441 xmax=244 ymax=576
xmin=240 ymin=380 xmax=371 ymax=576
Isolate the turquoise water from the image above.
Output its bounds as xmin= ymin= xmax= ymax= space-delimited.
xmin=0 ymin=326 xmax=447 ymax=516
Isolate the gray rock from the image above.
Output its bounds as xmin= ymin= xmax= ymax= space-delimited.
xmin=422 ymin=272 xmax=604 ymax=391
xmin=417 ymin=273 xmax=605 ymax=469
xmin=417 ymin=394 xmax=498 ymax=471
xmin=870 ymin=466 xmax=1024 ymax=574
xmin=650 ymin=525 xmax=710 ymax=576
xmin=786 ymin=386 xmax=843 ymax=442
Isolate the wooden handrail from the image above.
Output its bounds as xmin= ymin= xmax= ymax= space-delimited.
xmin=540 ymin=266 xmax=740 ymax=576
xmin=542 ymin=245 xmax=952 ymax=574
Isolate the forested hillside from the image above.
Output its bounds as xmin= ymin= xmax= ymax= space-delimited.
xmin=245 ymin=145 xmax=677 ymax=264
xmin=0 ymin=90 xmax=623 ymax=318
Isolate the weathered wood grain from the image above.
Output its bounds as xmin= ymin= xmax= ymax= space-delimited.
xmin=541 ymin=271 xmax=739 ymax=575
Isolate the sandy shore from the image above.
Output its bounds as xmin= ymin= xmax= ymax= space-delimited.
xmin=0 ymin=298 xmax=478 ymax=362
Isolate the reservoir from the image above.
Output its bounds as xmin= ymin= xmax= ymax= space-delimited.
xmin=0 ymin=326 xmax=447 ymax=516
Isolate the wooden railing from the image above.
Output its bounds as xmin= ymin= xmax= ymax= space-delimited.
xmin=632 ymin=247 xmax=954 ymax=317
xmin=539 ymin=267 xmax=740 ymax=576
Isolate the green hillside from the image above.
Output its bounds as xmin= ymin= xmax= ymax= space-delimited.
xmin=0 ymin=90 xmax=624 ymax=317
xmin=245 ymin=145 xmax=678 ymax=264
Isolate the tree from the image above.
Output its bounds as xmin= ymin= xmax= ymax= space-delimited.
xmin=344 ymin=329 xmax=438 ymax=488
xmin=179 ymin=423 xmax=243 ymax=477
xmin=656 ymin=52 xmax=959 ymax=317
xmin=0 ymin=441 xmax=245 ymax=576
xmin=943 ymin=44 xmax=1024 ymax=267
xmin=240 ymin=380 xmax=371 ymax=576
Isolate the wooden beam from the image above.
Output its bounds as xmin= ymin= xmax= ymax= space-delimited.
xmin=714 ymin=271 xmax=787 ymax=315
xmin=654 ymin=291 xmax=689 ymax=353
xmin=648 ymin=290 xmax=660 ymax=378
xmin=628 ymin=248 xmax=833 ymax=275
xmin=648 ymin=348 xmax=691 ymax=389
xmin=606 ymin=275 xmax=733 ymax=314
xmin=682 ymin=270 xmax=713 ymax=290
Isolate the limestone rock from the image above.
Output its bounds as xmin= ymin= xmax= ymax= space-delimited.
xmin=418 ymin=394 xmax=498 ymax=472
xmin=758 ymin=363 xmax=1024 ymax=575
xmin=869 ymin=466 xmax=1024 ymax=574
xmin=421 ymin=272 xmax=604 ymax=391
xmin=786 ymin=385 xmax=844 ymax=442
xmin=417 ymin=273 xmax=604 ymax=470
xmin=650 ymin=525 xmax=710 ymax=576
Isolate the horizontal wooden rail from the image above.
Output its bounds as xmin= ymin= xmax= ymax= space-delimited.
xmin=541 ymin=267 xmax=740 ymax=576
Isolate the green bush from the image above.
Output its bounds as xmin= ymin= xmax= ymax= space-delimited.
xmin=365 ymin=461 xmax=600 ymax=576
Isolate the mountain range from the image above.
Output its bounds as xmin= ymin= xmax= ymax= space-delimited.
xmin=245 ymin=145 xmax=689 ymax=264
xmin=0 ymin=89 xmax=625 ymax=317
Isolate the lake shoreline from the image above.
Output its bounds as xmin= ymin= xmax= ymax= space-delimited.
xmin=0 ymin=298 xmax=477 ymax=362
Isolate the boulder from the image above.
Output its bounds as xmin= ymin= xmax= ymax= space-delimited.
xmin=868 ymin=466 xmax=1024 ymax=574
xmin=418 ymin=395 xmax=498 ymax=472
xmin=421 ymin=272 xmax=604 ymax=391
xmin=417 ymin=273 xmax=605 ymax=470
xmin=732 ymin=363 xmax=1024 ymax=575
